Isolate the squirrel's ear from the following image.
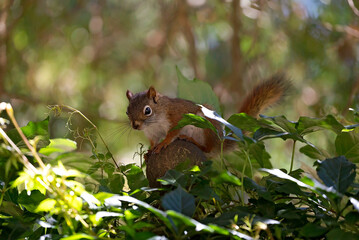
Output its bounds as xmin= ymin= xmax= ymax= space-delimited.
xmin=126 ymin=90 xmax=133 ymax=100
xmin=147 ymin=86 xmax=159 ymax=103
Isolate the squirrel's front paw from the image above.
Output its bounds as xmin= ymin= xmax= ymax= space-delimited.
xmin=152 ymin=142 xmax=169 ymax=154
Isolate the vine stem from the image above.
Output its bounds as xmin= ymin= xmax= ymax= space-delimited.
xmin=290 ymin=140 xmax=296 ymax=173
xmin=57 ymin=105 xmax=119 ymax=169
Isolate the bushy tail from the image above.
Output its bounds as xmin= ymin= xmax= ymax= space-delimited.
xmin=239 ymin=74 xmax=290 ymax=117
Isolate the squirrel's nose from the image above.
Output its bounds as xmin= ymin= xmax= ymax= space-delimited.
xmin=132 ymin=121 xmax=141 ymax=130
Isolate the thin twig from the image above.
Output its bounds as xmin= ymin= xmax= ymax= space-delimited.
xmin=55 ymin=105 xmax=119 ymax=168
xmin=5 ymin=104 xmax=47 ymax=169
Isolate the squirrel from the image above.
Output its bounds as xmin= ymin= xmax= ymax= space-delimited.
xmin=126 ymin=74 xmax=290 ymax=156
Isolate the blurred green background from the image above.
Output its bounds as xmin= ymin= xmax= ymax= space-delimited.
xmin=1 ymin=0 xmax=358 ymax=167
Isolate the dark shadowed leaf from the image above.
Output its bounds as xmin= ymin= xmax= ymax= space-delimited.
xmin=158 ymin=169 xmax=188 ymax=187
xmin=162 ymin=187 xmax=195 ymax=217
xmin=249 ymin=142 xmax=272 ymax=168
xmin=317 ymin=156 xmax=356 ymax=194
xmin=326 ymin=228 xmax=359 ymax=240
xmin=300 ymin=223 xmax=328 ymax=237
xmin=243 ymin=177 xmax=272 ymax=201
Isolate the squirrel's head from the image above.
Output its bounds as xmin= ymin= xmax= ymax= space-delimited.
xmin=126 ymin=86 xmax=160 ymax=130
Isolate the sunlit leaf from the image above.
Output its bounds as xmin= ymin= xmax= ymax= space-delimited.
xmin=200 ymin=106 xmax=243 ymax=140
xmin=35 ymin=199 xmax=56 ymax=213
xmin=39 ymin=138 xmax=77 ymax=157
xmin=212 ymin=171 xmax=241 ymax=186
xmin=61 ymin=233 xmax=95 ymax=240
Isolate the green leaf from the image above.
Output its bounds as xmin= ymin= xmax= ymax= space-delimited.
xmin=174 ymin=113 xmax=218 ymax=134
xmin=200 ymin=106 xmax=243 ymax=140
xmin=261 ymin=115 xmax=297 ymax=133
xmin=296 ymin=115 xmax=344 ymax=135
xmin=253 ymin=127 xmax=288 ymax=141
xmin=39 ymin=138 xmax=77 ymax=157
xmin=243 ymin=177 xmax=272 ymax=201
xmin=35 ymin=198 xmax=56 ymax=213
xmin=190 ymin=180 xmax=220 ymax=201
xmin=7 ymin=117 xmax=49 ymax=144
xmin=335 ymin=131 xmax=359 ymax=163
xmin=61 ymin=233 xmax=95 ymax=240
xmin=17 ymin=190 xmax=46 ymax=212
xmin=326 ymin=228 xmax=359 ymax=240
xmin=227 ymin=113 xmax=262 ymax=132
xmin=299 ymin=145 xmax=327 ymax=160
xmin=105 ymin=195 xmax=173 ymax=230
xmin=162 ymin=187 xmax=195 ymax=217
xmin=317 ymin=156 xmax=356 ymax=194
xmin=158 ymin=169 xmax=187 ymax=187
xmin=108 ymin=174 xmax=125 ymax=194
xmin=212 ymin=171 xmax=241 ymax=186
xmin=176 ymin=66 xmax=221 ymax=114
xmin=249 ymin=142 xmax=272 ymax=168
xmin=125 ymin=165 xmax=148 ymax=191
xmin=166 ymin=210 xmax=214 ymax=232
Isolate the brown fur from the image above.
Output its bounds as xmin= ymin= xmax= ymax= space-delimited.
xmin=126 ymin=75 xmax=290 ymax=156
xmin=239 ymin=74 xmax=290 ymax=117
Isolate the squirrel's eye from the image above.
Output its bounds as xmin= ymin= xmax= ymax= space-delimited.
xmin=143 ymin=105 xmax=152 ymax=116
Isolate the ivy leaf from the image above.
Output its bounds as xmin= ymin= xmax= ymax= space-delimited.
xmin=176 ymin=66 xmax=221 ymax=114
xmin=335 ymin=131 xmax=359 ymax=163
xmin=317 ymin=156 xmax=356 ymax=194
xmin=162 ymin=187 xmax=195 ymax=217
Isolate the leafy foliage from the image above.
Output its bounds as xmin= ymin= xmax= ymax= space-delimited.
xmin=1 ymin=72 xmax=359 ymax=239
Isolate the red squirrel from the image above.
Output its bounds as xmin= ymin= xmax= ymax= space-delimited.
xmin=126 ymin=74 xmax=290 ymax=156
